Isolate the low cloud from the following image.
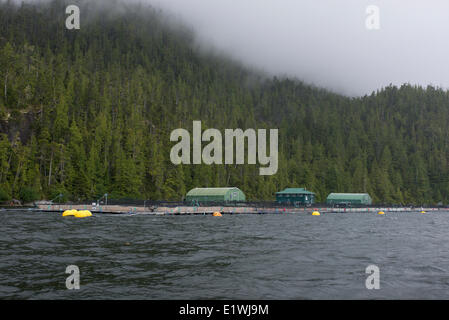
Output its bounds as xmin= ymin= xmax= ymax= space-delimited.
xmin=146 ymin=0 xmax=449 ymax=96
xmin=12 ymin=0 xmax=449 ymax=96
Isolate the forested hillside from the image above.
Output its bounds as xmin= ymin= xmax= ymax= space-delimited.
xmin=1 ymin=0 xmax=449 ymax=205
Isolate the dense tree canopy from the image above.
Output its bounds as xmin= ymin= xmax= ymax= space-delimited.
xmin=1 ymin=0 xmax=448 ymax=205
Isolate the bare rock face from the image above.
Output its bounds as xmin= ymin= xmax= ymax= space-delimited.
xmin=0 ymin=111 xmax=36 ymax=145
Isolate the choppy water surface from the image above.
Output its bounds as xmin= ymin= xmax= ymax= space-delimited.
xmin=2 ymin=209 xmax=449 ymax=299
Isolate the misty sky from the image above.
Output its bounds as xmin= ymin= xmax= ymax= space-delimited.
xmin=140 ymin=0 xmax=449 ymax=96
xmin=21 ymin=0 xmax=449 ymax=96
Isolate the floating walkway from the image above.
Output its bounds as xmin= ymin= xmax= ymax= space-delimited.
xmin=34 ymin=204 xmax=443 ymax=216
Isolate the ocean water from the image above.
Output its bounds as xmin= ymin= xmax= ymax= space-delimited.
xmin=1 ymin=209 xmax=449 ymax=299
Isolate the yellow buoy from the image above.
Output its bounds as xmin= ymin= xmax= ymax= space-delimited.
xmin=378 ymin=211 xmax=385 ymax=215
xmin=312 ymin=211 xmax=320 ymax=216
xmin=421 ymin=211 xmax=426 ymax=214
xmin=75 ymin=210 xmax=92 ymax=218
xmin=62 ymin=209 xmax=78 ymax=217
xmin=213 ymin=212 xmax=222 ymax=217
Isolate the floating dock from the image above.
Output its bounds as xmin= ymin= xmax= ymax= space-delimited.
xmin=33 ymin=204 xmax=443 ymax=216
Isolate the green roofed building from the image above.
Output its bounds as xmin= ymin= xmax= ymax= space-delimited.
xmin=276 ymin=188 xmax=315 ymax=205
xmin=326 ymin=193 xmax=372 ymax=206
xmin=186 ymin=187 xmax=246 ymax=203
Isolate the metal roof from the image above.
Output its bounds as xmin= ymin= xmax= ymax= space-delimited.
xmin=186 ymin=187 xmax=242 ymax=197
xmin=326 ymin=193 xmax=371 ymax=200
xmin=276 ymin=188 xmax=315 ymax=195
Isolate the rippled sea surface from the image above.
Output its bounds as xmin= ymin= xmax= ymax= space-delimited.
xmin=2 ymin=209 xmax=449 ymax=299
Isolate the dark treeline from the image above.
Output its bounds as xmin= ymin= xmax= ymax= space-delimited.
xmin=1 ymin=0 xmax=449 ymax=205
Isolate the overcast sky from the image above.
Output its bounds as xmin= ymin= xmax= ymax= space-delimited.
xmin=20 ymin=0 xmax=449 ymax=96
xmin=137 ymin=0 xmax=449 ymax=96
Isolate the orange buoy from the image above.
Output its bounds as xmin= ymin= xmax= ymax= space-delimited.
xmin=213 ymin=212 xmax=222 ymax=217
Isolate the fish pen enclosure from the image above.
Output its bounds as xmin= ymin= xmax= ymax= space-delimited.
xmin=34 ymin=197 xmax=449 ymax=216
xmin=36 ymin=197 xmax=444 ymax=209
xmin=34 ymin=198 xmax=449 ymax=208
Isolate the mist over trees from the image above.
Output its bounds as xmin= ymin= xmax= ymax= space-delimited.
xmin=1 ymin=0 xmax=449 ymax=205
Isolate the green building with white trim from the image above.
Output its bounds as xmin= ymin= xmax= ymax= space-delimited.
xmin=275 ymin=188 xmax=316 ymax=205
